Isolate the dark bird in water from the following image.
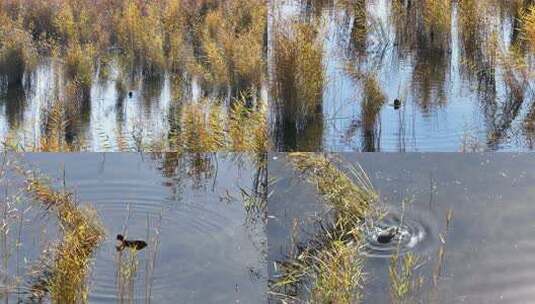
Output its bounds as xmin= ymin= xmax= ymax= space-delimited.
xmin=128 ymin=91 xmax=133 ymax=98
xmin=116 ymin=234 xmax=147 ymax=251
xmin=377 ymin=226 xmax=398 ymax=244
xmin=394 ymin=99 xmax=401 ymax=110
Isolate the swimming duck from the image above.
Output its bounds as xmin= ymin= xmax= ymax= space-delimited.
xmin=116 ymin=234 xmax=147 ymax=251
xmin=376 ymin=226 xmax=398 ymax=244
xmin=393 ymin=99 xmax=401 ymax=109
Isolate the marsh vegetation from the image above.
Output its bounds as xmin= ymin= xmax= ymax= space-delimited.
xmin=267 ymin=153 xmax=535 ymax=303
xmin=269 ymin=0 xmax=535 ymax=152
xmin=0 ymin=0 xmax=268 ymax=151
xmin=2 ymin=0 xmax=535 ymax=152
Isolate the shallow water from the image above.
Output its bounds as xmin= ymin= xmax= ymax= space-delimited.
xmin=1 ymin=153 xmax=266 ymax=303
xmin=268 ymin=153 xmax=535 ymax=303
xmin=269 ymin=0 xmax=535 ymax=152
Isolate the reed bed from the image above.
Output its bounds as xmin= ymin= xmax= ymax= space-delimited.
xmin=520 ymin=2 xmax=535 ymax=51
xmin=0 ymin=0 xmax=268 ymax=152
xmin=272 ymin=21 xmax=325 ymax=130
xmin=0 ymin=12 xmax=38 ymax=87
xmin=172 ymin=94 xmax=268 ymax=153
xmin=24 ymin=174 xmax=105 ymax=303
xmin=271 ymin=153 xmax=378 ymax=303
xmin=0 ymin=0 xmax=267 ymax=89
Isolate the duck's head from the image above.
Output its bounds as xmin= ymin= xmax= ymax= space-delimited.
xmin=117 ymin=234 xmax=125 ymax=241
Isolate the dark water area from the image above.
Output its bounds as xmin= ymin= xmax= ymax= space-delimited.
xmin=269 ymin=0 xmax=535 ymax=152
xmin=268 ymin=153 xmax=535 ymax=303
xmin=1 ymin=153 xmax=266 ymax=303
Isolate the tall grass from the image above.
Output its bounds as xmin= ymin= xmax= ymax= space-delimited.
xmin=0 ymin=13 xmax=38 ymax=87
xmin=520 ymin=3 xmax=535 ymax=51
xmin=271 ymin=153 xmax=378 ymax=303
xmin=199 ymin=0 xmax=266 ymax=90
xmin=421 ymin=0 xmax=451 ymax=52
xmin=272 ymin=21 xmax=325 ymax=129
xmin=173 ymin=94 xmax=268 ymax=153
xmin=115 ymin=0 xmax=165 ymax=78
xmin=25 ymin=174 xmax=105 ymax=303
xmin=64 ymin=43 xmax=95 ymax=100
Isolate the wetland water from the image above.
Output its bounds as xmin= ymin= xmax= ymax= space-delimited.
xmin=269 ymin=0 xmax=535 ymax=152
xmin=0 ymin=59 xmax=265 ymax=151
xmin=1 ymin=153 xmax=267 ymax=303
xmin=1 ymin=1 xmax=534 ymax=153
xmin=268 ymin=153 xmax=535 ymax=303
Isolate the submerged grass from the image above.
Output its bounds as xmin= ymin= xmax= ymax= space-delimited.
xmin=24 ymin=173 xmax=105 ymax=303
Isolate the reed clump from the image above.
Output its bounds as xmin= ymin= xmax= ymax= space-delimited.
xmin=174 ymin=94 xmax=268 ymax=153
xmin=115 ymin=0 xmax=166 ymax=78
xmin=520 ymin=3 xmax=535 ymax=51
xmin=198 ymin=0 xmax=266 ymax=90
xmin=271 ymin=153 xmax=378 ymax=303
xmin=0 ymin=13 xmax=38 ymax=87
xmin=64 ymin=43 xmax=95 ymax=100
xmin=272 ymin=21 xmax=325 ymax=129
xmin=289 ymin=153 xmax=377 ymax=229
xmin=389 ymin=253 xmax=423 ymax=304
xmin=25 ymin=174 xmax=105 ymax=303
xmin=37 ymin=89 xmax=88 ymax=152
xmin=421 ymin=0 xmax=451 ymax=52
xmin=361 ymin=74 xmax=385 ymax=131
xmin=162 ymin=0 xmax=191 ymax=74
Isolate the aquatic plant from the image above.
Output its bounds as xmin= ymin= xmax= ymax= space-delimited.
xmin=115 ymin=0 xmax=166 ymax=78
xmin=162 ymin=0 xmax=191 ymax=74
xmin=389 ymin=253 xmax=423 ymax=304
xmin=271 ymin=153 xmax=378 ymax=303
xmin=389 ymin=208 xmax=453 ymax=304
xmin=39 ymin=95 xmax=79 ymax=152
xmin=310 ymin=240 xmax=364 ymax=304
xmin=272 ymin=21 xmax=325 ymax=129
xmin=25 ymin=174 xmax=105 ymax=303
xmin=64 ymin=43 xmax=95 ymax=100
xmin=361 ymin=75 xmax=385 ymax=130
xmin=116 ymin=248 xmax=140 ymax=302
xmin=198 ymin=0 xmax=266 ymax=90
xmin=520 ymin=3 xmax=535 ymax=51
xmin=0 ymin=13 xmax=38 ymax=87
xmin=422 ymin=0 xmax=451 ymax=52
xmin=289 ymin=153 xmax=377 ymax=226
xmin=173 ymin=94 xmax=268 ymax=153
